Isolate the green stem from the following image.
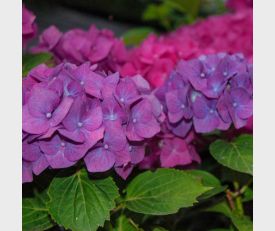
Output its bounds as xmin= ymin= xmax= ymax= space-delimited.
xmin=233 ymin=181 xmax=244 ymax=215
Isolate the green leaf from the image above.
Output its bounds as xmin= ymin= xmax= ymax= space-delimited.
xmin=122 ymin=27 xmax=155 ymax=46
xmin=113 ymin=215 xmax=143 ymax=231
xmin=23 ymin=190 xmax=54 ymax=231
xmin=209 ymin=134 xmax=253 ymax=175
xmin=231 ymin=214 xmax=253 ymax=231
xmin=206 ymin=202 xmax=253 ymax=231
xmin=242 ymin=187 xmax=253 ymax=202
xmin=47 ymin=169 xmax=119 ymax=231
xmin=22 ymin=52 xmax=53 ymax=77
xmin=187 ymin=170 xmax=227 ymax=200
xmin=124 ymin=168 xmax=210 ymax=215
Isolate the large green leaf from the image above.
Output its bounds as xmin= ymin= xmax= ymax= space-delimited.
xmin=122 ymin=27 xmax=155 ymax=46
xmin=22 ymin=52 xmax=53 ymax=77
xmin=209 ymin=134 xmax=253 ymax=175
xmin=187 ymin=170 xmax=227 ymax=200
xmin=47 ymin=169 xmax=119 ymax=231
xmin=124 ymin=168 xmax=210 ymax=215
xmin=113 ymin=215 xmax=143 ymax=231
xmin=22 ymin=190 xmax=54 ymax=231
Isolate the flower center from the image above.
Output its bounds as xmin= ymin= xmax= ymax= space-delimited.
xmin=120 ymin=97 xmax=125 ymax=103
xmin=233 ymin=102 xmax=238 ymax=107
xmin=61 ymin=142 xmax=66 ymax=147
xmin=200 ymin=72 xmax=205 ymax=78
xmin=80 ymin=80 xmax=84 ymax=85
xmin=46 ymin=112 xmax=52 ymax=119
xmin=180 ymin=104 xmax=185 ymax=109
xmin=77 ymin=122 xmax=83 ymax=128
xmin=210 ymin=109 xmax=215 ymax=114
xmin=129 ymin=146 xmax=133 ymax=152
xmin=223 ymin=71 xmax=228 ymax=77
xmin=132 ymin=118 xmax=137 ymax=123
xmin=104 ymin=144 xmax=109 ymax=150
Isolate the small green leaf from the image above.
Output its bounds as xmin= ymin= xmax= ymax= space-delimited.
xmin=23 ymin=190 xmax=54 ymax=231
xmin=124 ymin=168 xmax=210 ymax=215
xmin=113 ymin=215 xmax=143 ymax=231
xmin=209 ymin=134 xmax=253 ymax=175
xmin=47 ymin=169 xmax=119 ymax=231
xmin=206 ymin=201 xmax=253 ymax=231
xmin=187 ymin=170 xmax=227 ymax=200
xmin=22 ymin=52 xmax=53 ymax=77
xmin=122 ymin=27 xmax=155 ymax=46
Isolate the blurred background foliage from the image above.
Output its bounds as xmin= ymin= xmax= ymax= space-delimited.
xmin=24 ymin=0 xmax=227 ymax=46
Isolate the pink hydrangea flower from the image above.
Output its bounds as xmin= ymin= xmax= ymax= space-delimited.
xmin=22 ymin=5 xmax=37 ymax=48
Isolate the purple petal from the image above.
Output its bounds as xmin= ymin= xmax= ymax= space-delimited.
xmin=23 ymin=161 xmax=33 ymax=183
xmin=84 ymin=147 xmax=115 ymax=172
xmin=45 ymin=150 xmax=76 ymax=169
xmin=32 ymin=155 xmax=49 ymax=175
xmin=22 ymin=106 xmax=49 ymax=134
xmin=115 ymin=164 xmax=134 ymax=180
xmin=23 ymin=139 xmax=41 ymax=162
xmin=50 ymin=96 xmax=74 ymax=127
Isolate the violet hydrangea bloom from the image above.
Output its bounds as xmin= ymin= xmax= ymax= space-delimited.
xmin=156 ymin=53 xmax=253 ymax=136
xmin=22 ymin=62 xmax=162 ymax=182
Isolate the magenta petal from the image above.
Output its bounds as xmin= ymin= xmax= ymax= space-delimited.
xmin=170 ymin=119 xmax=192 ymax=138
xmin=129 ymin=145 xmax=145 ymax=164
xmin=126 ymin=122 xmax=143 ymax=141
xmin=84 ymin=72 xmax=104 ymax=98
xmin=23 ymin=139 xmax=41 ymax=162
xmin=64 ymin=142 xmax=89 ymax=162
xmin=135 ymin=119 xmax=160 ymax=138
xmin=83 ymin=126 xmax=104 ymax=148
xmin=23 ymin=161 xmax=33 ymax=183
xmin=45 ymin=150 xmax=76 ymax=169
xmin=193 ymin=114 xmax=220 ymax=133
xmin=32 ymin=155 xmax=49 ymax=175
xmin=58 ymin=128 xmax=85 ymax=143
xmin=39 ymin=135 xmax=61 ymax=155
xmin=115 ymin=164 xmax=134 ymax=180
xmin=23 ymin=106 xmax=49 ymax=134
xmin=51 ymin=96 xmax=74 ymax=127
xmin=83 ymin=106 xmax=103 ymax=131
xmin=114 ymin=146 xmax=131 ymax=166
xmin=84 ymin=148 xmax=115 ymax=172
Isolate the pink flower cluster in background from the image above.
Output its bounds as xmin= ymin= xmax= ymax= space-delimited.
xmin=32 ymin=25 xmax=128 ymax=72
xmin=121 ymin=9 xmax=252 ymax=87
xmin=22 ymin=5 xmax=37 ymax=47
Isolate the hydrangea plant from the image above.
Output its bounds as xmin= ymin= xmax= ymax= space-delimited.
xmin=22 ymin=3 xmax=253 ymax=231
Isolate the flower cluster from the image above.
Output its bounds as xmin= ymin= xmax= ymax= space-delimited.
xmin=32 ymin=25 xmax=128 ymax=72
xmin=155 ymin=53 xmax=253 ymax=138
xmin=121 ymin=9 xmax=252 ymax=87
xmin=22 ymin=5 xmax=37 ymax=47
xmin=22 ymin=62 xmax=162 ymax=183
xmin=226 ymin=0 xmax=253 ymax=11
